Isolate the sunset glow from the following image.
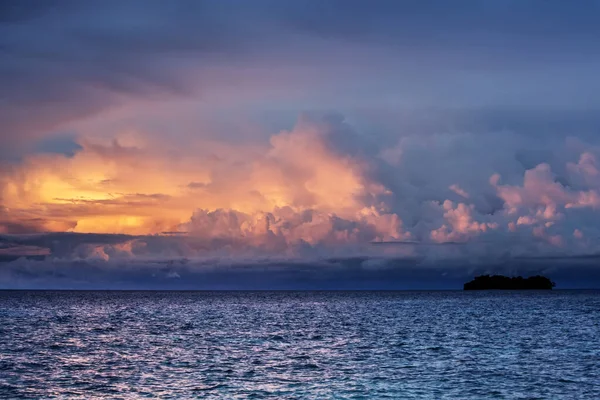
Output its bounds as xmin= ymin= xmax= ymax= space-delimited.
xmin=1 ymin=0 xmax=600 ymax=287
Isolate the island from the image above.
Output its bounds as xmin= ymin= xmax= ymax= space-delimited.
xmin=464 ymin=275 xmax=555 ymax=290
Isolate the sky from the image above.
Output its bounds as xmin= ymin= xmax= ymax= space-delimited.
xmin=2 ymin=0 xmax=600 ymax=289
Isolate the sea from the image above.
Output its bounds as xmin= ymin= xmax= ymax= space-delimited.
xmin=0 ymin=290 xmax=598 ymax=399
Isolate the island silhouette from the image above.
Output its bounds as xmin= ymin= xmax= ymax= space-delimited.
xmin=464 ymin=275 xmax=555 ymax=290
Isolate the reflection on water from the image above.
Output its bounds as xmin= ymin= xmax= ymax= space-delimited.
xmin=1 ymin=291 xmax=599 ymax=398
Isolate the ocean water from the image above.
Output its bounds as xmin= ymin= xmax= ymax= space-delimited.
xmin=0 ymin=291 xmax=598 ymax=399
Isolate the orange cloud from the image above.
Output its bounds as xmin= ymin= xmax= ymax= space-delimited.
xmin=0 ymin=117 xmax=407 ymax=244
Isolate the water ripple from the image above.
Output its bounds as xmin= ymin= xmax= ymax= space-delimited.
xmin=0 ymin=290 xmax=599 ymax=398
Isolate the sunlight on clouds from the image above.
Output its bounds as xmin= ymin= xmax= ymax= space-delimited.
xmin=4 ymin=113 xmax=600 ymax=256
xmin=0 ymin=117 xmax=403 ymax=240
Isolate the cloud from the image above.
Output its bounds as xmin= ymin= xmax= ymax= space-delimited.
xmin=2 ymin=248 xmax=600 ymax=289
xmin=2 ymin=0 xmax=600 ymax=152
xmin=0 ymin=115 xmax=407 ymax=239
xmin=2 ymin=1 xmax=600 ymax=287
xmin=4 ymin=113 xmax=600 ymax=261
xmin=180 ymin=207 xmax=409 ymax=254
xmin=430 ymin=200 xmax=498 ymax=243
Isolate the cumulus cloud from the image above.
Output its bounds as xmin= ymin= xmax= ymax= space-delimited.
xmin=1 ymin=115 xmax=403 ymax=238
xmin=430 ymin=201 xmax=498 ymax=243
xmin=180 ymin=207 xmax=409 ymax=253
xmin=4 ymin=113 xmax=600 ymax=262
xmin=2 ymin=1 xmax=600 ymax=288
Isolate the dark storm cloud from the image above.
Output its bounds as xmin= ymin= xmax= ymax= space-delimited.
xmin=274 ymin=0 xmax=600 ymax=50
xmin=1 ymin=231 xmax=600 ymax=289
xmin=2 ymin=0 xmax=600 ymax=144
xmin=2 ymin=248 xmax=600 ymax=289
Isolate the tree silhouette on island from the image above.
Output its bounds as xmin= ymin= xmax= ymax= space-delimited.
xmin=464 ymin=275 xmax=556 ymax=290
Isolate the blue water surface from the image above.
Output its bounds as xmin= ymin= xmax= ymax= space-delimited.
xmin=0 ymin=290 xmax=599 ymax=399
